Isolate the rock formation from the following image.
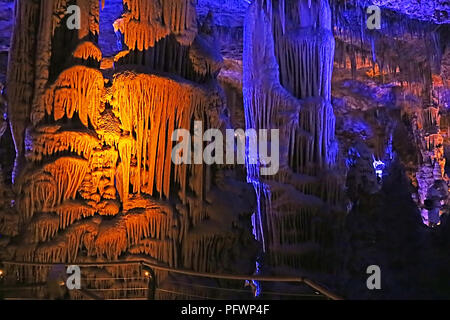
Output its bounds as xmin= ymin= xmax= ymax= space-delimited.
xmin=243 ymin=0 xmax=345 ymax=274
xmin=0 ymin=0 xmax=449 ymax=300
xmin=0 ymin=0 xmax=258 ymax=299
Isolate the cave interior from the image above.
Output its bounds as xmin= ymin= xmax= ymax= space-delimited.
xmin=0 ymin=0 xmax=449 ymax=300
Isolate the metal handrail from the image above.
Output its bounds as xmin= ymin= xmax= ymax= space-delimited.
xmin=1 ymin=259 xmax=343 ymax=300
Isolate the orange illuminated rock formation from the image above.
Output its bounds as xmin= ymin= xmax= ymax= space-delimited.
xmin=1 ymin=0 xmax=257 ymax=299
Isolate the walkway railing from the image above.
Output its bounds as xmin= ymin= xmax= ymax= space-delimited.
xmin=0 ymin=258 xmax=343 ymax=300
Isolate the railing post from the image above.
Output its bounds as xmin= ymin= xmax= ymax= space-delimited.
xmin=142 ymin=264 xmax=156 ymax=300
xmin=0 ymin=262 xmax=4 ymax=300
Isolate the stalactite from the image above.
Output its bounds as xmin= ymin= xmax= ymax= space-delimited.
xmin=273 ymin=16 xmax=334 ymax=100
xmin=129 ymin=239 xmax=175 ymax=266
xmin=17 ymin=156 xmax=90 ymax=223
xmin=189 ymin=25 xmax=224 ymax=78
xmin=30 ymin=0 xmax=54 ymax=126
xmin=182 ymin=233 xmax=230 ymax=273
xmin=75 ymin=0 xmax=100 ymax=39
xmin=413 ymin=104 xmax=448 ymax=221
xmin=27 ymin=128 xmax=101 ymax=161
xmin=243 ymin=0 xmax=343 ymax=272
xmin=56 ymin=201 xmax=97 ymax=229
xmin=115 ymin=0 xmax=199 ymax=53
xmin=30 ymin=213 xmax=60 ymax=243
xmin=43 ymin=157 xmax=90 ymax=205
xmin=0 ymin=209 xmax=19 ymax=237
xmin=114 ymin=50 xmax=130 ymax=62
xmin=114 ymin=32 xmax=211 ymax=83
xmin=51 ymin=0 xmax=70 ymax=35
xmin=95 ymin=218 xmax=127 ymax=260
xmin=43 ymin=65 xmax=105 ymax=129
xmin=7 ymin=0 xmax=39 ymax=159
xmin=332 ymin=5 xmax=440 ymax=89
xmin=123 ymin=209 xmax=171 ymax=245
xmin=115 ymin=13 xmax=170 ymax=51
xmin=73 ymin=41 xmax=103 ymax=61
xmin=29 ymin=219 xmax=99 ymax=263
xmin=117 ymin=135 xmax=135 ymax=204
xmin=17 ymin=176 xmax=56 ymax=223
xmin=88 ymin=0 xmax=100 ymax=36
xmin=123 ymin=0 xmax=165 ymax=22
xmin=122 ymin=0 xmax=197 ymax=36
xmin=279 ymin=0 xmax=285 ymax=34
xmin=94 ymin=200 xmax=120 ymax=217
xmin=110 ymin=71 xmax=210 ymax=199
